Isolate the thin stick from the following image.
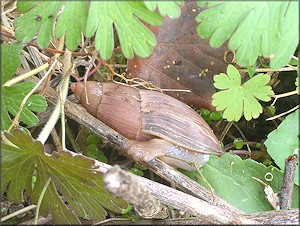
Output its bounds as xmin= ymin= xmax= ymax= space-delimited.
xmin=3 ymin=63 xmax=49 ymax=87
xmin=266 ymin=105 xmax=299 ymax=121
xmin=34 ymin=178 xmax=52 ymax=225
xmin=279 ymin=154 xmax=298 ymax=210
xmin=1 ymin=205 xmax=37 ymax=222
xmin=8 ymin=59 xmax=57 ymax=132
xmin=239 ymin=67 xmax=297 ymax=73
xmin=271 ymin=90 xmax=299 ymax=106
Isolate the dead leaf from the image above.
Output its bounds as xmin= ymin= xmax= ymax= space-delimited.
xmin=127 ymin=1 xmax=231 ymax=110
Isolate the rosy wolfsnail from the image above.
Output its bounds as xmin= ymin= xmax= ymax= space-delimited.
xmin=71 ymin=81 xmax=222 ymax=171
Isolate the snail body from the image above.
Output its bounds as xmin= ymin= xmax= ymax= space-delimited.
xmin=71 ymin=81 xmax=222 ymax=171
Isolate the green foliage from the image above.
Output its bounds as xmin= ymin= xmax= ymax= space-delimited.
xmin=266 ymin=105 xmax=276 ymax=115
xmin=196 ymin=1 xmax=299 ymax=69
xmin=212 ymin=64 xmax=274 ymax=121
xmin=233 ymin=138 xmax=244 ymax=150
xmin=199 ymin=109 xmax=222 ymax=122
xmin=183 ymin=153 xmax=299 ymax=213
xmin=1 ymin=129 xmax=127 ymax=224
xmin=55 ymin=1 xmax=88 ymax=50
xmin=86 ymin=1 xmax=162 ymax=59
xmin=1 ymin=42 xmax=47 ymax=131
xmin=14 ymin=2 xmax=64 ymax=48
xmin=265 ymin=110 xmax=299 ymax=185
xmin=143 ymin=0 xmax=183 ymax=18
xmin=85 ymin=134 xmax=108 ymax=163
xmin=14 ymin=1 xmax=165 ymax=60
xmin=1 ymin=42 xmax=22 ymax=84
xmin=2 ymin=82 xmax=47 ymax=131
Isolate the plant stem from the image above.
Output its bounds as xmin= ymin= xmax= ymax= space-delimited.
xmin=266 ymin=105 xmax=299 ymax=121
xmin=8 ymin=60 xmax=57 ymax=132
xmin=34 ymin=178 xmax=52 ymax=225
xmin=1 ymin=205 xmax=37 ymax=222
xmin=3 ymin=63 xmax=49 ymax=87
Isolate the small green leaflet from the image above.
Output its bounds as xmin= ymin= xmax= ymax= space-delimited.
xmin=1 ymin=82 xmax=47 ymax=131
xmin=212 ymin=64 xmax=274 ymax=122
xmin=183 ymin=153 xmax=299 ymax=213
xmin=143 ymin=0 xmax=183 ymax=18
xmin=265 ymin=110 xmax=299 ymax=185
xmin=196 ymin=1 xmax=299 ymax=69
xmin=1 ymin=129 xmax=128 ymax=224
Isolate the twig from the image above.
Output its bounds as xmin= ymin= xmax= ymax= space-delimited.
xmin=103 ymin=165 xmax=169 ymax=219
xmin=0 ymin=205 xmax=37 ymax=223
xmin=266 ymin=105 xmax=299 ymax=121
xmin=97 ymin=209 xmax=299 ymax=225
xmin=7 ymin=60 xmax=57 ymax=132
xmin=1 ymin=32 xmax=93 ymax=56
xmin=279 ymin=154 xmax=298 ymax=210
xmin=220 ymin=121 xmax=233 ymax=142
xmin=270 ymin=90 xmax=299 ymax=106
xmin=34 ymin=178 xmax=52 ymax=225
xmin=3 ymin=63 xmax=49 ymax=87
xmin=239 ymin=67 xmax=297 ymax=73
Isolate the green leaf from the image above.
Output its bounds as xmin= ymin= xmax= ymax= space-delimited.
xmin=16 ymin=1 xmax=39 ymax=13
xmin=183 ymin=153 xmax=299 ymax=213
xmin=265 ymin=110 xmax=299 ymax=185
xmin=196 ymin=1 xmax=299 ymax=69
xmin=55 ymin=1 xmax=88 ymax=50
xmin=1 ymin=42 xmax=23 ymax=84
xmin=14 ymin=2 xmax=64 ymax=48
xmin=2 ymin=129 xmax=127 ymax=224
xmin=212 ymin=65 xmax=274 ymax=121
xmin=233 ymin=138 xmax=244 ymax=150
xmin=86 ymin=1 xmax=163 ymax=60
xmin=1 ymin=82 xmax=47 ymax=131
xmin=143 ymin=1 xmax=183 ymax=18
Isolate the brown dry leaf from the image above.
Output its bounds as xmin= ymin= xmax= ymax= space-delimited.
xmin=127 ymin=1 xmax=231 ymax=110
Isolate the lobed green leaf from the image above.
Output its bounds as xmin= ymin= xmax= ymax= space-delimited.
xmin=2 ymin=129 xmax=128 ymax=224
xmin=86 ymin=1 xmax=163 ymax=60
xmin=212 ymin=65 xmax=274 ymax=122
xmin=1 ymin=82 xmax=47 ymax=131
xmin=196 ymin=1 xmax=299 ymax=69
xmin=55 ymin=1 xmax=88 ymax=50
xmin=14 ymin=2 xmax=63 ymax=48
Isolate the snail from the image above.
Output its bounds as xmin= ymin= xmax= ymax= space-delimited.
xmin=71 ymin=81 xmax=223 ymax=171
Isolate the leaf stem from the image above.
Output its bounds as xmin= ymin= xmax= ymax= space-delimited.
xmin=3 ymin=63 xmax=49 ymax=87
xmin=60 ymin=50 xmax=72 ymax=150
xmin=34 ymin=178 xmax=52 ymax=225
xmin=0 ymin=205 xmax=37 ymax=222
xmin=270 ymin=90 xmax=299 ymax=106
xmin=239 ymin=67 xmax=297 ymax=73
xmin=8 ymin=60 xmax=57 ymax=132
xmin=266 ymin=105 xmax=299 ymax=121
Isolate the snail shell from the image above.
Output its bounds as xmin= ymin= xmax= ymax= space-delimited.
xmin=71 ymin=81 xmax=222 ymax=171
